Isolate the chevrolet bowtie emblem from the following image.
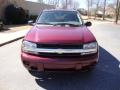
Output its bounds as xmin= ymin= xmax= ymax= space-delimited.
xmin=56 ymin=49 xmax=64 ymax=54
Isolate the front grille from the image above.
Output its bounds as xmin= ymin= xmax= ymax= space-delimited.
xmin=38 ymin=52 xmax=82 ymax=58
xmin=36 ymin=43 xmax=83 ymax=57
xmin=37 ymin=44 xmax=83 ymax=49
xmin=28 ymin=52 xmax=97 ymax=59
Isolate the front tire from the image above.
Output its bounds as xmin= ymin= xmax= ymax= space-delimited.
xmin=28 ymin=70 xmax=45 ymax=77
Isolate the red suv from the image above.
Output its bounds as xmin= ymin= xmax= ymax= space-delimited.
xmin=21 ymin=9 xmax=99 ymax=72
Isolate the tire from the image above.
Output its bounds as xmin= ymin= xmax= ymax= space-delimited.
xmin=28 ymin=70 xmax=45 ymax=77
xmin=80 ymin=65 xmax=96 ymax=72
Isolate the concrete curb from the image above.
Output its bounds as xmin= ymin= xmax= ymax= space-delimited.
xmin=0 ymin=36 xmax=24 ymax=47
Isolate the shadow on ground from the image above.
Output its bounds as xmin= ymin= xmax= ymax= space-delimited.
xmin=0 ymin=28 xmax=10 ymax=32
xmin=32 ymin=47 xmax=120 ymax=90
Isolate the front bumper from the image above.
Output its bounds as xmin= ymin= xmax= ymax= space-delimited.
xmin=21 ymin=52 xmax=99 ymax=71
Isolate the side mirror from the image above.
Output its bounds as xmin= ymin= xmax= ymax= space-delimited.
xmin=28 ymin=20 xmax=35 ymax=26
xmin=85 ymin=21 xmax=92 ymax=27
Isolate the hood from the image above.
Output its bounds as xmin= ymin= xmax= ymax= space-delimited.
xmin=24 ymin=25 xmax=96 ymax=44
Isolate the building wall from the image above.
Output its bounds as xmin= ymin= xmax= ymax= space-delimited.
xmin=8 ymin=0 xmax=25 ymax=7
xmin=21 ymin=1 xmax=55 ymax=15
xmin=0 ymin=0 xmax=9 ymax=19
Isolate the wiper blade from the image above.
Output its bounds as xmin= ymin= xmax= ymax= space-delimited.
xmin=36 ymin=22 xmax=54 ymax=25
xmin=37 ymin=22 xmax=81 ymax=26
xmin=54 ymin=22 xmax=80 ymax=26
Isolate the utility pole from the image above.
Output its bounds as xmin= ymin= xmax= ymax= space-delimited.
xmin=103 ymin=0 xmax=107 ymax=20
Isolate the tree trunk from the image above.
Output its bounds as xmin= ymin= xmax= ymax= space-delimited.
xmin=94 ymin=0 xmax=100 ymax=20
xmin=103 ymin=0 xmax=107 ymax=20
xmin=87 ymin=0 xmax=90 ymax=19
xmin=89 ymin=0 xmax=93 ymax=19
xmin=115 ymin=0 xmax=120 ymax=24
xmin=66 ymin=0 xmax=68 ymax=9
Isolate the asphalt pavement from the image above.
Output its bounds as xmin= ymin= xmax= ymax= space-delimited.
xmin=0 ymin=21 xmax=120 ymax=90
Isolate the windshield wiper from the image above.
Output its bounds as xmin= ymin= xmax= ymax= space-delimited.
xmin=53 ymin=22 xmax=81 ymax=26
xmin=37 ymin=22 xmax=81 ymax=26
xmin=36 ymin=22 xmax=54 ymax=25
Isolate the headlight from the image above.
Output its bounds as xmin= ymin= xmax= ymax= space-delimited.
xmin=22 ymin=41 xmax=38 ymax=54
xmin=83 ymin=42 xmax=98 ymax=49
xmin=82 ymin=42 xmax=98 ymax=55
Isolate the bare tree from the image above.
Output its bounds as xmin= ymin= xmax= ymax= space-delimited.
xmin=94 ymin=0 xmax=100 ymax=19
xmin=87 ymin=0 xmax=90 ymax=18
xmin=103 ymin=0 xmax=107 ymax=20
xmin=67 ymin=0 xmax=73 ymax=8
xmin=73 ymin=1 xmax=80 ymax=9
xmin=86 ymin=0 xmax=94 ymax=18
xmin=43 ymin=0 xmax=79 ymax=9
xmin=38 ymin=0 xmax=43 ymax=3
xmin=115 ymin=0 xmax=120 ymax=24
xmin=66 ymin=0 xmax=68 ymax=8
xmin=90 ymin=0 xmax=93 ymax=17
xmin=43 ymin=0 xmax=56 ymax=5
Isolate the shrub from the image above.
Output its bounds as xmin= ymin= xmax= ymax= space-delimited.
xmin=29 ymin=15 xmax=38 ymax=21
xmin=4 ymin=4 xmax=27 ymax=24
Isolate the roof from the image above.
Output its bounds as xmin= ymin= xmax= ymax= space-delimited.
xmin=43 ymin=9 xmax=77 ymax=12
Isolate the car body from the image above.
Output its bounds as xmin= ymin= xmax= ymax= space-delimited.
xmin=21 ymin=9 xmax=99 ymax=72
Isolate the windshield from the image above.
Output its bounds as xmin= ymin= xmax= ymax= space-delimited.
xmin=36 ymin=11 xmax=83 ymax=26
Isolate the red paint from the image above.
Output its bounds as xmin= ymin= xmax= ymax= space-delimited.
xmin=25 ymin=25 xmax=96 ymax=44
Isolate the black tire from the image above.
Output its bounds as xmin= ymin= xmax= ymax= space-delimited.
xmin=80 ymin=65 xmax=96 ymax=72
xmin=28 ymin=70 xmax=45 ymax=77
